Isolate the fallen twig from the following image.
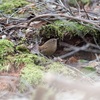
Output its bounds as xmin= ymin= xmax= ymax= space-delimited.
xmin=27 ymin=13 xmax=100 ymax=31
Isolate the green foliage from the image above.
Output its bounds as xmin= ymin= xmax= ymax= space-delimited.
xmin=0 ymin=0 xmax=29 ymax=14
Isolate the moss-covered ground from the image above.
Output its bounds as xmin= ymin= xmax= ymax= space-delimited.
xmin=0 ymin=39 xmax=74 ymax=89
xmin=0 ymin=0 xmax=99 ymax=93
xmin=0 ymin=0 xmax=29 ymax=14
xmin=40 ymin=20 xmax=98 ymax=39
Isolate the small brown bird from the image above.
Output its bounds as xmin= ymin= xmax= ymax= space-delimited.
xmin=39 ymin=38 xmax=57 ymax=56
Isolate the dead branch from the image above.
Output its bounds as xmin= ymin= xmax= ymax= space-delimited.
xmin=59 ymin=42 xmax=100 ymax=59
xmin=27 ymin=13 xmax=100 ymax=31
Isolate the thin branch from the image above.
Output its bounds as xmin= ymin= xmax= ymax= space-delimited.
xmin=59 ymin=42 xmax=100 ymax=59
xmin=27 ymin=14 xmax=100 ymax=31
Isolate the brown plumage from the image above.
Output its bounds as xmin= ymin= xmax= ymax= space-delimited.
xmin=39 ymin=39 xmax=57 ymax=56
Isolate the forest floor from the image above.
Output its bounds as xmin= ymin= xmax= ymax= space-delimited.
xmin=0 ymin=0 xmax=100 ymax=100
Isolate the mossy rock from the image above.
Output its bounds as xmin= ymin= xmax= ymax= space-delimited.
xmin=0 ymin=39 xmax=14 ymax=59
xmin=40 ymin=20 xmax=97 ymax=39
xmin=0 ymin=0 xmax=29 ymax=14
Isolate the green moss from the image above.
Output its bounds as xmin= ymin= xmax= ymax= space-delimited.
xmin=55 ymin=20 xmax=97 ymax=36
xmin=0 ymin=39 xmax=14 ymax=60
xmin=2 ymin=53 xmax=45 ymax=86
xmin=0 ymin=64 xmax=5 ymax=71
xmin=13 ymin=54 xmax=35 ymax=68
xmin=68 ymin=0 xmax=90 ymax=7
xmin=14 ymin=54 xmax=46 ymax=86
xmin=48 ymin=62 xmax=75 ymax=76
xmin=0 ymin=61 xmax=11 ymax=71
xmin=0 ymin=40 xmax=77 ymax=87
xmin=0 ymin=0 xmax=29 ymax=14
xmin=21 ymin=65 xmax=44 ymax=85
xmin=16 ymin=44 xmax=30 ymax=53
xmin=14 ymin=54 xmax=74 ymax=85
xmin=40 ymin=20 xmax=97 ymax=39
xmin=84 ymin=66 xmax=95 ymax=71
xmin=0 ymin=39 xmax=14 ymax=71
xmin=14 ymin=53 xmax=48 ymax=66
